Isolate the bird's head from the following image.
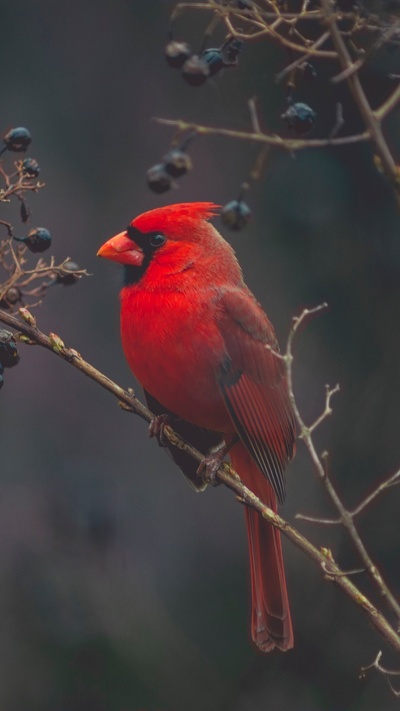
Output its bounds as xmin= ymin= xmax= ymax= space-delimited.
xmin=96 ymin=202 xmax=240 ymax=285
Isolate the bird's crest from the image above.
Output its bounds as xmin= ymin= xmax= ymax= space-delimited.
xmin=132 ymin=202 xmax=220 ymax=233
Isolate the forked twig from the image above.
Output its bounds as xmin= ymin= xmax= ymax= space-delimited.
xmin=285 ymin=304 xmax=400 ymax=622
xmin=361 ymin=651 xmax=400 ymax=697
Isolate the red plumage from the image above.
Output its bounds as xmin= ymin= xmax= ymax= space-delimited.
xmin=98 ymin=202 xmax=295 ymax=651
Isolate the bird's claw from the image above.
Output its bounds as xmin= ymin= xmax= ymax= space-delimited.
xmin=197 ymin=435 xmax=239 ymax=486
xmin=197 ymin=453 xmax=224 ymax=487
xmin=149 ymin=414 xmax=170 ymax=447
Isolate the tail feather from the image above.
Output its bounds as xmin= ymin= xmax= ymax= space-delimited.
xmin=231 ymin=442 xmax=293 ymax=652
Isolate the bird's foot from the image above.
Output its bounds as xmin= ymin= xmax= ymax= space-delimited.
xmin=197 ymin=452 xmax=224 ymax=487
xmin=197 ymin=436 xmax=238 ymax=486
xmin=148 ymin=414 xmax=170 ymax=447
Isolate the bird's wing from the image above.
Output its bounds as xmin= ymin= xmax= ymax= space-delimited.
xmin=144 ymin=390 xmax=224 ymax=492
xmin=216 ymin=289 xmax=295 ymax=503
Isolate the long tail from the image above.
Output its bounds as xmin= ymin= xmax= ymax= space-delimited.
xmin=230 ymin=441 xmax=293 ymax=652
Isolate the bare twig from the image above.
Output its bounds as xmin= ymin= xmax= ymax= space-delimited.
xmin=361 ymin=651 xmax=400 ymax=697
xmin=351 ymin=470 xmax=400 ymax=517
xmin=307 ymin=383 xmax=340 ymax=435
xmin=329 ymin=103 xmax=345 ymax=141
xmin=285 ymin=304 xmax=400 ymax=622
xmin=0 ymin=236 xmax=87 ymax=306
xmin=297 ymin=468 xmax=400 ymax=523
xmin=248 ymin=97 xmax=262 ymax=135
xmin=275 ymin=30 xmax=330 ymax=83
xmin=296 ymin=512 xmax=341 ymax=525
xmin=375 ymin=84 xmax=400 ymax=122
xmin=320 ymin=0 xmax=400 ymax=198
xmin=155 ymin=117 xmax=370 ymax=151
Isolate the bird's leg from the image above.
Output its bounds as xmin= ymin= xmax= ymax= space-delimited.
xmin=148 ymin=414 xmax=170 ymax=447
xmin=197 ymin=434 xmax=239 ymax=486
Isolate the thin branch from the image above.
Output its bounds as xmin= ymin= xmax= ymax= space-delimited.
xmin=223 ymin=12 xmax=337 ymax=56
xmin=0 ymin=305 xmax=400 ymax=654
xmin=248 ymin=97 xmax=262 ymax=134
xmin=307 ymin=383 xmax=340 ymax=434
xmin=331 ymin=57 xmax=364 ymax=84
xmin=154 ymin=117 xmax=370 ymax=150
xmin=320 ymin=0 xmax=400 ymax=197
xmin=333 ymin=20 xmax=400 ymax=85
xmin=375 ymin=83 xmax=400 ymax=122
xmin=285 ymin=304 xmax=400 ymax=622
xmin=275 ymin=30 xmax=330 ymax=83
xmin=361 ymin=651 xmax=400 ymax=697
xmin=297 ymin=469 xmax=400 ymax=523
xmin=361 ymin=650 xmax=400 ymax=677
xmin=296 ymin=512 xmax=341 ymax=525
xmin=171 ymin=1 xmax=327 ymax=22
xmin=351 ymin=470 xmax=400 ymax=517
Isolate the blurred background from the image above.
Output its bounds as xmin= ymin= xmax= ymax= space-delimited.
xmin=1 ymin=1 xmax=400 ymax=709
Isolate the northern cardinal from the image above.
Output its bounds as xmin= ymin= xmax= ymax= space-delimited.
xmin=97 ymin=202 xmax=295 ymax=651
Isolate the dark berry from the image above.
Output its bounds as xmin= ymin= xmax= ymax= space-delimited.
xmin=163 ymin=149 xmax=192 ymax=178
xmin=27 ymin=227 xmax=52 ymax=253
xmin=3 ymin=127 xmax=32 ymax=153
xmin=56 ymin=260 xmax=80 ymax=286
xmin=3 ymin=287 xmax=20 ymax=305
xmin=303 ymin=62 xmax=317 ymax=81
xmin=223 ymin=37 xmax=244 ymax=65
xmin=202 ymin=48 xmax=225 ymax=76
xmin=16 ymin=227 xmax=52 ymax=253
xmin=182 ymin=55 xmax=210 ymax=86
xmin=238 ymin=0 xmax=253 ymax=8
xmin=146 ymin=164 xmax=173 ymax=194
xmin=165 ymin=40 xmax=191 ymax=68
xmin=281 ymin=102 xmax=316 ymax=135
xmin=221 ymin=200 xmax=252 ymax=230
xmin=20 ymin=201 xmax=30 ymax=223
xmin=0 ymin=330 xmax=20 ymax=368
xmin=21 ymin=157 xmax=40 ymax=178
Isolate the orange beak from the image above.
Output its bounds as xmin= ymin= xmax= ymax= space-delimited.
xmin=97 ymin=231 xmax=144 ymax=267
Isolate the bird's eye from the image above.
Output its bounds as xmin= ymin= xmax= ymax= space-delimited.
xmin=149 ymin=233 xmax=166 ymax=248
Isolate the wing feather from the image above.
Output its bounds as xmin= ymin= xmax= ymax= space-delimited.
xmin=217 ymin=289 xmax=295 ymax=503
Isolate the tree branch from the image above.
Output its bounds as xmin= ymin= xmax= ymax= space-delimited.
xmin=154 ymin=117 xmax=370 ymax=151
xmin=0 ymin=305 xmax=400 ymax=654
xmin=320 ymin=0 xmax=400 ymax=198
xmin=361 ymin=650 xmax=400 ymax=697
xmin=284 ymin=304 xmax=400 ymax=622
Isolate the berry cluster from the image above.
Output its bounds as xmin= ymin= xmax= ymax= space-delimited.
xmin=147 ymin=143 xmax=193 ymax=194
xmin=0 ymin=329 xmax=19 ymax=389
xmin=0 ymin=126 xmax=85 ymax=312
xmin=151 ymin=9 xmax=320 ymax=225
xmin=165 ymin=36 xmax=243 ymax=87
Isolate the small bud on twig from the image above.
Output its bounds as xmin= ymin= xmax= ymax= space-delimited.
xmin=19 ymin=307 xmax=36 ymax=327
xmin=49 ymin=332 xmax=65 ymax=353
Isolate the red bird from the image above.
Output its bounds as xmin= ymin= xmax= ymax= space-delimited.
xmin=97 ymin=202 xmax=295 ymax=651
